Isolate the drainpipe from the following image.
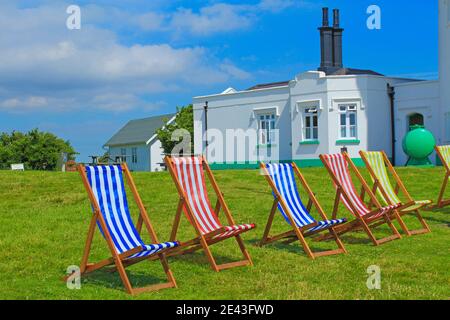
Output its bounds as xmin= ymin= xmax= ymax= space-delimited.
xmin=204 ymin=101 xmax=209 ymax=155
xmin=387 ymin=84 xmax=396 ymax=166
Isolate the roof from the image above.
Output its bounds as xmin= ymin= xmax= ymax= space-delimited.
xmin=246 ymin=81 xmax=290 ymax=91
xmin=245 ymin=68 xmax=383 ymax=91
xmin=326 ymin=67 xmax=384 ymax=76
xmin=104 ymin=113 xmax=175 ymax=147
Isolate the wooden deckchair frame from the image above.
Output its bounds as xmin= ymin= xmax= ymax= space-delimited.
xmin=66 ymin=163 xmax=177 ymax=295
xmin=428 ymin=146 xmax=450 ymax=209
xmin=258 ymin=162 xmax=347 ymax=259
xmin=164 ymin=156 xmax=254 ymax=272
xmin=318 ymin=152 xmax=402 ymax=246
xmin=360 ymin=151 xmax=431 ymax=236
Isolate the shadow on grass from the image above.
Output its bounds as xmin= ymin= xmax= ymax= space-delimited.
xmin=167 ymin=250 xmax=246 ymax=268
xmin=247 ymin=238 xmax=344 ymax=257
xmin=81 ymin=269 xmax=167 ymax=292
xmin=423 ymin=216 xmax=450 ymax=227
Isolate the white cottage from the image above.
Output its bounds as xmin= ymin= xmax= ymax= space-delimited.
xmin=193 ymin=3 xmax=450 ymax=169
xmin=104 ymin=114 xmax=175 ymax=172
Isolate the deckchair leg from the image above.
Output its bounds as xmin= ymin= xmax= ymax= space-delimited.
xmin=158 ymin=254 xmax=177 ymax=289
xmin=170 ymin=200 xmax=183 ymax=242
xmin=80 ymin=215 xmax=97 ymax=273
xmin=234 ymin=235 xmax=253 ymax=266
xmin=114 ymin=258 xmax=134 ymax=295
xmin=414 ymin=210 xmax=431 ymax=233
xmin=294 ymin=229 xmax=315 ymax=259
xmin=384 ymin=214 xmax=402 ymax=239
xmin=360 ymin=219 xmax=380 ymax=246
xmin=199 ymin=236 xmax=220 ymax=272
xmin=437 ymin=174 xmax=449 ymax=207
xmin=393 ymin=210 xmax=412 ymax=236
xmin=330 ymin=228 xmax=347 ymax=254
xmin=371 ymin=215 xmax=401 ymax=245
xmin=259 ymin=199 xmax=278 ymax=247
xmin=400 ymin=210 xmax=431 ymax=235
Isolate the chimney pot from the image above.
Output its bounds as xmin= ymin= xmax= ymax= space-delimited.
xmin=322 ymin=7 xmax=329 ymax=27
xmin=333 ymin=9 xmax=340 ymax=28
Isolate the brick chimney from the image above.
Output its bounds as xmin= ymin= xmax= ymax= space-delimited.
xmin=318 ymin=8 xmax=344 ymax=74
xmin=318 ymin=8 xmax=334 ymax=72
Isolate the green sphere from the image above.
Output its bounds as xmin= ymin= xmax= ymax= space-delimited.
xmin=402 ymin=126 xmax=436 ymax=159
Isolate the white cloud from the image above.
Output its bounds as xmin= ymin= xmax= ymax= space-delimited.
xmin=0 ymin=2 xmax=250 ymax=113
xmin=170 ymin=3 xmax=255 ymax=36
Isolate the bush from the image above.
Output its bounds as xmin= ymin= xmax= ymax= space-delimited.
xmin=157 ymin=105 xmax=194 ymax=155
xmin=0 ymin=129 xmax=76 ymax=170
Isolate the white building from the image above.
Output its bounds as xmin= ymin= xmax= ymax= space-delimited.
xmin=104 ymin=114 xmax=175 ymax=172
xmin=193 ymin=3 xmax=450 ymax=169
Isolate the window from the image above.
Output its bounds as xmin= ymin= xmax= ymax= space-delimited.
xmin=408 ymin=113 xmax=424 ymax=131
xmin=120 ymin=148 xmax=127 ymax=162
xmin=339 ymin=104 xmax=358 ymax=139
xmin=258 ymin=114 xmax=276 ymax=145
xmin=131 ymin=147 xmax=138 ymax=164
xmin=303 ymin=108 xmax=318 ymax=141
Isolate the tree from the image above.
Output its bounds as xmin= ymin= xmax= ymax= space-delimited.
xmin=157 ymin=105 xmax=194 ymax=155
xmin=0 ymin=129 xmax=76 ymax=170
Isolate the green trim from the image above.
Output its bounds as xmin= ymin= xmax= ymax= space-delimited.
xmin=210 ymin=161 xmax=260 ymax=170
xmin=299 ymin=140 xmax=320 ymax=145
xmin=336 ymin=139 xmax=361 ymax=145
xmin=209 ymin=157 xmax=365 ymax=170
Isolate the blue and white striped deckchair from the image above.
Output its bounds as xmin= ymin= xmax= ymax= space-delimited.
xmin=73 ymin=163 xmax=179 ymax=295
xmin=260 ymin=162 xmax=347 ymax=259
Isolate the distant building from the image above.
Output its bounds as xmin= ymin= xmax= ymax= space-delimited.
xmin=104 ymin=114 xmax=175 ymax=172
xmin=192 ymin=3 xmax=450 ymax=168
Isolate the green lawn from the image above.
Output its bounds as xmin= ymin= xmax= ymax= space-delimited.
xmin=0 ymin=166 xmax=449 ymax=300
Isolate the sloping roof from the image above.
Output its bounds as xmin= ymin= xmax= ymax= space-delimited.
xmin=246 ymin=81 xmax=290 ymax=91
xmin=245 ymin=68 xmax=383 ymax=91
xmin=326 ymin=67 xmax=384 ymax=76
xmin=104 ymin=113 xmax=175 ymax=147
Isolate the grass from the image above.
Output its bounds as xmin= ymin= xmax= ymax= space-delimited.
xmin=0 ymin=166 xmax=449 ymax=300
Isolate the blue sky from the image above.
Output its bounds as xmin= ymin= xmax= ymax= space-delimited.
xmin=0 ymin=0 xmax=438 ymax=162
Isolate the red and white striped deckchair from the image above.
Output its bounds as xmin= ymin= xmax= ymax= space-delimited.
xmin=165 ymin=156 xmax=256 ymax=272
xmin=319 ymin=152 xmax=402 ymax=246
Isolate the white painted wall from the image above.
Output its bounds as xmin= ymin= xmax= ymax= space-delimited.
xmin=439 ymin=0 xmax=450 ymax=143
xmin=193 ymin=71 xmax=423 ymax=166
xmin=108 ymin=139 xmax=166 ymax=172
xmin=194 ymin=86 xmax=291 ymax=163
xmin=109 ymin=144 xmax=150 ymax=172
xmin=394 ymin=80 xmax=440 ymax=165
xmin=150 ymin=139 xmax=166 ymax=172
xmin=290 ymin=71 xmax=329 ymax=164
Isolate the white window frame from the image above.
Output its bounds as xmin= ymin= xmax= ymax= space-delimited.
xmin=258 ymin=113 xmax=276 ymax=145
xmin=303 ymin=107 xmax=319 ymax=141
xmin=338 ymin=104 xmax=358 ymax=139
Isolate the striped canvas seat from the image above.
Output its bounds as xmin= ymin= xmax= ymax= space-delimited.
xmin=437 ymin=146 xmax=450 ymax=166
xmin=321 ymin=154 xmax=398 ymax=221
xmin=85 ymin=165 xmax=179 ymax=259
xmin=362 ymin=151 xmax=431 ymax=210
xmin=172 ymin=157 xmax=256 ymax=239
xmin=266 ymin=163 xmax=347 ymax=233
